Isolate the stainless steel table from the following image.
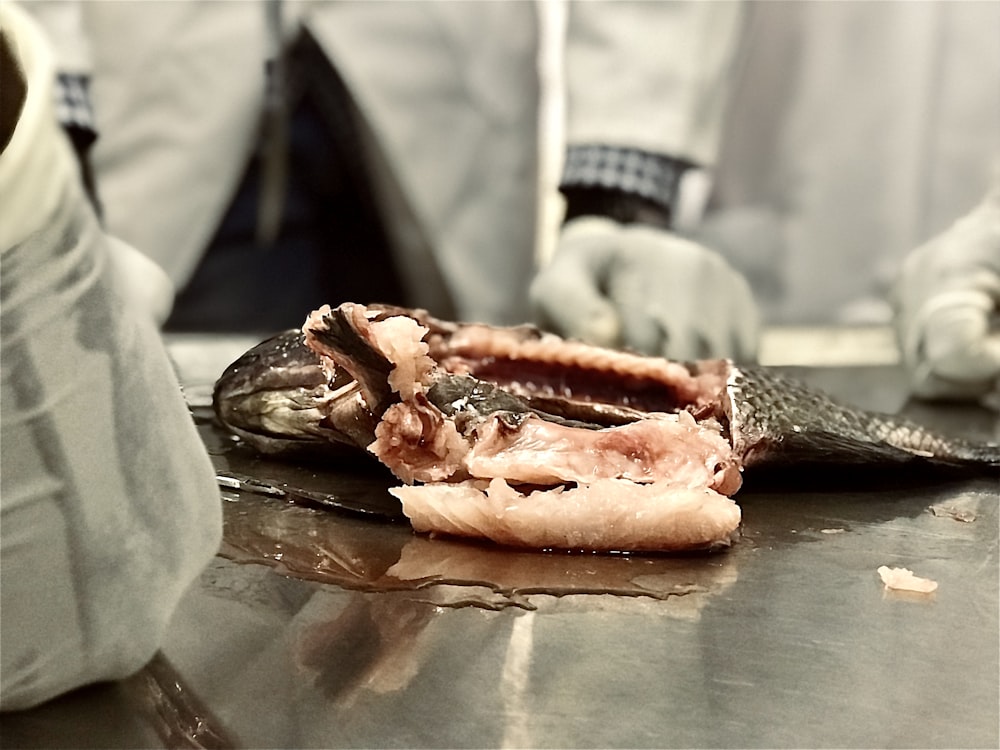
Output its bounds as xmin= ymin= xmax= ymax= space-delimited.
xmin=3 ymin=335 xmax=997 ymax=749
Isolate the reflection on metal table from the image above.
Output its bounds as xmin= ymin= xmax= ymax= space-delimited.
xmin=2 ymin=333 xmax=997 ymax=749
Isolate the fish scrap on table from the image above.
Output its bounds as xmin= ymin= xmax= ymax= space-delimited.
xmin=211 ymin=302 xmax=999 ymax=554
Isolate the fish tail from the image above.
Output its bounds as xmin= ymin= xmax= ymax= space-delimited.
xmin=729 ymin=366 xmax=1000 ymax=469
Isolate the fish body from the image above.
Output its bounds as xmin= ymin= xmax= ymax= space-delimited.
xmin=212 ymin=303 xmax=998 ymax=552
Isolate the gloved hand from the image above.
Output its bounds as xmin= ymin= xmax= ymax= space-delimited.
xmin=892 ymin=182 xmax=1000 ymax=401
xmin=106 ymin=234 xmax=175 ymax=326
xmin=530 ymin=216 xmax=760 ymax=361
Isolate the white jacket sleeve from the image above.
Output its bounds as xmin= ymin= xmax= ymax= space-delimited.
xmin=563 ymin=0 xmax=745 ymax=166
xmin=0 ymin=3 xmax=221 ymax=711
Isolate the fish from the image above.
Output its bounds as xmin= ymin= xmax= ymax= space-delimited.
xmin=213 ymin=303 xmax=999 ymax=553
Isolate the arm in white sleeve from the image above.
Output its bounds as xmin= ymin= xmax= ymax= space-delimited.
xmin=559 ymin=0 xmax=745 ymax=223
xmin=0 ymin=4 xmax=221 ymax=710
xmin=530 ymin=1 xmax=757 ymax=360
xmin=563 ymin=0 xmax=745 ymax=165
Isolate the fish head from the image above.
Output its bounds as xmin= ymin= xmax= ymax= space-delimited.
xmin=212 ymin=329 xmax=377 ymax=454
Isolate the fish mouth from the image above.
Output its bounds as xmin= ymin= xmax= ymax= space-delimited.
xmin=212 ymin=328 xmax=374 ymax=453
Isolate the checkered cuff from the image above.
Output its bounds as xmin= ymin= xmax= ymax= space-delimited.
xmin=55 ymin=73 xmax=96 ymax=137
xmin=560 ymin=144 xmax=691 ymax=211
xmin=55 ymin=73 xmax=100 ymax=212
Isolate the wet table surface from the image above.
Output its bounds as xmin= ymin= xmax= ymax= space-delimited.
xmin=2 ymin=335 xmax=998 ymax=749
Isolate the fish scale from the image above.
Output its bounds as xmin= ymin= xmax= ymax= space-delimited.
xmin=728 ymin=365 xmax=1000 ymax=469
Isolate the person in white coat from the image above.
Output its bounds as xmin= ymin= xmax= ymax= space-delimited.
xmin=0 ymin=3 xmax=222 ymax=710
xmin=24 ymin=0 xmax=756 ymax=358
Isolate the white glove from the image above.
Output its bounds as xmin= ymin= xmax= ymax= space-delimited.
xmin=530 ymin=217 xmax=760 ymax=361
xmin=106 ymin=235 xmax=175 ymax=326
xmin=892 ymin=182 xmax=1000 ymax=402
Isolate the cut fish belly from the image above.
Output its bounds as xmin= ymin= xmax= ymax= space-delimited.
xmin=371 ymin=403 xmax=740 ymax=493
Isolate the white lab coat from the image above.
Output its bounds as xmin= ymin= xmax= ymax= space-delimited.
xmin=23 ymin=0 xmax=744 ymax=325
xmin=703 ymin=0 xmax=1000 ymax=324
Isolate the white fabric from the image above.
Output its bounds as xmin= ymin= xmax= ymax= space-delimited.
xmin=1 ymin=3 xmax=176 ymax=325
xmin=703 ymin=0 xmax=1000 ymax=324
xmin=304 ymin=0 xmax=543 ymax=324
xmin=0 ymin=2 xmax=74 ymax=251
xmin=104 ymin=233 xmax=176 ymax=326
xmin=0 ymin=2 xmax=222 ymax=710
xmin=14 ymin=0 xmax=91 ymax=73
xmin=80 ymin=0 xmax=271 ymax=290
xmin=563 ymin=0 xmax=745 ymax=165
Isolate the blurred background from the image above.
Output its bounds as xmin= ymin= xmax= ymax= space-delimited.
xmin=21 ymin=0 xmax=1000 ymax=363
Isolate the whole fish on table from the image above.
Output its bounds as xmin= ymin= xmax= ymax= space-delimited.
xmin=213 ymin=303 xmax=999 ymax=553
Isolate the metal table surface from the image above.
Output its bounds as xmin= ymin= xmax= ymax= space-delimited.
xmin=2 ymin=335 xmax=998 ymax=749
